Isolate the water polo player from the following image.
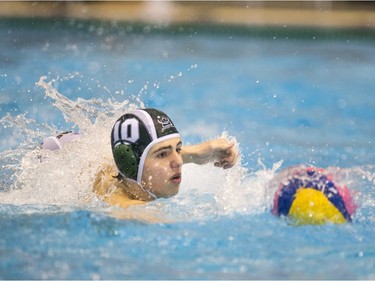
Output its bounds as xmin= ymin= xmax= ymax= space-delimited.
xmin=93 ymin=108 xmax=238 ymax=208
xmin=271 ymin=165 xmax=356 ymax=225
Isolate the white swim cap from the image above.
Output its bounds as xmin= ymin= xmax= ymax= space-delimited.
xmin=42 ymin=131 xmax=81 ymax=151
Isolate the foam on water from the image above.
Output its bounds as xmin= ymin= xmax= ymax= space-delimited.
xmin=0 ymin=75 xmax=276 ymax=218
xmin=0 ymin=75 xmax=138 ymax=207
xmin=0 ymin=75 xmax=374 ymax=223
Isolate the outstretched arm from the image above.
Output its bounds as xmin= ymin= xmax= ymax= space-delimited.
xmin=181 ymin=138 xmax=239 ymax=169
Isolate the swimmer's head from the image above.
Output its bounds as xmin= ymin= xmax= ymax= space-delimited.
xmin=111 ymin=108 xmax=180 ymax=186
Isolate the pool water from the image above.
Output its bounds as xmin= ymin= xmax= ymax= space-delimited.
xmin=1 ymin=18 xmax=375 ymax=279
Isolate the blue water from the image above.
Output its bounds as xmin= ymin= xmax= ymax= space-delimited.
xmin=1 ymin=19 xmax=375 ymax=279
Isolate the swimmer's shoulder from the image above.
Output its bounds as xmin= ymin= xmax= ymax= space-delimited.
xmin=93 ymin=165 xmax=168 ymax=223
xmin=93 ymin=164 xmax=144 ymax=208
xmin=93 ymin=163 xmax=117 ymax=196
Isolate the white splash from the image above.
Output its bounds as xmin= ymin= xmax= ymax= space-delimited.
xmin=0 ymin=75 xmax=278 ymax=220
xmin=0 ymin=75 xmax=143 ymax=207
xmin=2 ymin=75 xmax=373 ymax=223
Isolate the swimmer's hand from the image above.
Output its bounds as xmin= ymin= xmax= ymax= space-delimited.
xmin=181 ymin=138 xmax=238 ymax=169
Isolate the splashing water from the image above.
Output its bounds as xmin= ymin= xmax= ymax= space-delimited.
xmin=0 ymin=75 xmax=374 ymax=223
xmin=0 ymin=75 xmax=277 ymax=219
xmin=0 ymin=75 xmax=143 ymax=207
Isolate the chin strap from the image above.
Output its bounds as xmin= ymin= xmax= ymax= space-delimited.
xmin=120 ymin=175 xmax=158 ymax=201
xmin=139 ymin=184 xmax=158 ymax=200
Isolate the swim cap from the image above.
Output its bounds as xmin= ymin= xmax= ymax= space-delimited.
xmin=42 ymin=131 xmax=81 ymax=151
xmin=272 ymin=166 xmax=356 ymax=225
xmin=111 ymin=108 xmax=180 ymax=184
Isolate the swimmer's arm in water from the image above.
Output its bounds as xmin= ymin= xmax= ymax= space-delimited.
xmin=181 ymin=138 xmax=238 ymax=169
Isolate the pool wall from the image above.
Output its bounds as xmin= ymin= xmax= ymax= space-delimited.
xmin=1 ymin=1 xmax=375 ymax=29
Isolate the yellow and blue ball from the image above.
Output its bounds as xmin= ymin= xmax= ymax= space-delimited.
xmin=272 ymin=167 xmax=356 ymax=225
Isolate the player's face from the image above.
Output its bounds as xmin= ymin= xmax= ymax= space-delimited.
xmin=141 ymin=137 xmax=183 ymax=198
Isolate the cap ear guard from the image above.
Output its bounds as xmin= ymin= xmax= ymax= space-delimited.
xmin=112 ymin=144 xmax=138 ymax=181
